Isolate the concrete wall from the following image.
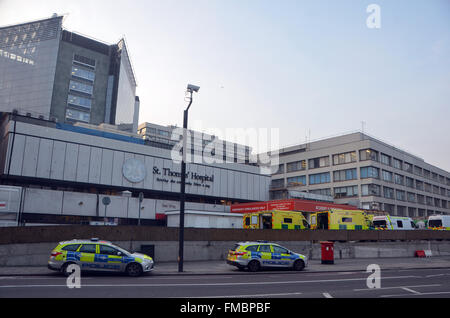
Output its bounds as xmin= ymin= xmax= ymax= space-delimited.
xmin=1 ymin=240 xmax=450 ymax=266
xmin=0 ymin=226 xmax=450 ymax=266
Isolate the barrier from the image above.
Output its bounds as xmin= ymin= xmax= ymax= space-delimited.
xmin=0 ymin=226 xmax=450 ymax=245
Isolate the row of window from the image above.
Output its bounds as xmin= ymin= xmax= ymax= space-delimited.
xmin=277 ymin=149 xmax=450 ymax=187
xmin=362 ymin=148 xmax=449 ymax=186
xmin=273 ymin=166 xmax=450 ymax=198
xmin=66 ymin=55 xmax=96 ymax=123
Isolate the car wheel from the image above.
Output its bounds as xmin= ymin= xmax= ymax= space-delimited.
xmin=293 ymin=259 xmax=305 ymax=271
xmin=247 ymin=260 xmax=260 ymax=272
xmin=126 ymin=263 xmax=143 ymax=277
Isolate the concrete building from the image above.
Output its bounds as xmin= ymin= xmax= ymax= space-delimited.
xmin=0 ymin=15 xmax=139 ymax=131
xmin=0 ymin=112 xmax=269 ymax=225
xmin=138 ymin=122 xmax=253 ymax=165
xmin=269 ymin=132 xmax=450 ymax=218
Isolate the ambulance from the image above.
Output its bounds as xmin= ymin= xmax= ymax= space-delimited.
xmin=428 ymin=215 xmax=450 ymax=230
xmin=372 ymin=215 xmax=416 ymax=230
xmin=310 ymin=209 xmax=370 ymax=230
xmin=243 ymin=210 xmax=309 ymax=230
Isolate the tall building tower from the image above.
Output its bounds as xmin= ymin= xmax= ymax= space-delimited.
xmin=0 ymin=15 xmax=139 ymax=130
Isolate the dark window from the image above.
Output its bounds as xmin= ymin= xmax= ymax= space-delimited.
xmin=397 ymin=220 xmax=403 ymax=228
xmin=342 ymin=217 xmax=353 ymax=223
xmin=272 ymin=245 xmax=289 ymax=254
xmin=99 ymin=245 xmax=120 ymax=256
xmin=259 ymin=245 xmax=272 ymax=253
xmin=61 ymin=244 xmax=80 ymax=252
xmin=79 ymin=244 xmax=97 ymax=254
xmin=245 ymin=245 xmax=258 ymax=252
xmin=283 ymin=218 xmax=293 ymax=224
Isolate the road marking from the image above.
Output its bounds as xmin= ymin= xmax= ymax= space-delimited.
xmin=401 ymin=287 xmax=420 ymax=294
xmin=0 ymin=275 xmax=419 ymax=289
xmin=353 ymin=284 xmax=441 ymax=291
xmin=322 ymin=292 xmax=333 ymax=298
xmin=381 ymin=291 xmax=450 ymax=298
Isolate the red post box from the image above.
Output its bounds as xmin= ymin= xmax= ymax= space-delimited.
xmin=321 ymin=241 xmax=334 ymax=264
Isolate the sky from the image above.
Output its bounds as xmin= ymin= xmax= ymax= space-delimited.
xmin=0 ymin=0 xmax=449 ymax=171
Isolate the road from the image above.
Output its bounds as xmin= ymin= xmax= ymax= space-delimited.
xmin=1 ymin=267 xmax=450 ymax=298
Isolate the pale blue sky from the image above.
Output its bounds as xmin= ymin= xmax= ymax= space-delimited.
xmin=0 ymin=0 xmax=449 ymax=170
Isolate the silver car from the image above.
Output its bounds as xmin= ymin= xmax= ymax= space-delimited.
xmin=48 ymin=238 xmax=154 ymax=277
xmin=227 ymin=241 xmax=308 ymax=272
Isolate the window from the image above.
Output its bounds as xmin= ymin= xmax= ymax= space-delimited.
xmin=61 ymin=244 xmax=80 ymax=252
xmin=99 ymin=245 xmax=120 ymax=256
xmin=382 ymin=170 xmax=393 ymax=182
xmin=424 ymin=183 xmax=432 ymax=193
xmin=259 ymin=245 xmax=271 ymax=253
xmin=68 ymin=94 xmax=92 ymax=109
xmin=66 ymin=108 xmax=90 ymax=123
xmin=416 ymin=180 xmax=423 ymax=191
xmin=383 ymin=186 xmax=394 ymax=199
xmin=393 ymin=158 xmax=402 ymax=170
xmin=333 ymin=168 xmax=357 ymax=182
xmin=342 ymin=217 xmax=353 ymax=223
xmin=158 ymin=130 xmax=170 ymax=137
xmin=404 ymin=162 xmax=413 ymax=173
xmin=71 ymin=66 xmax=95 ymax=82
xmin=361 ymin=184 xmax=381 ymax=196
xmin=309 ymin=156 xmax=330 ymax=169
xmin=309 ymin=188 xmax=332 ymax=196
xmin=287 ymin=176 xmax=306 ymax=186
xmin=394 ymin=174 xmax=404 ymax=185
xmin=359 ymin=149 xmax=378 ymax=161
xmin=414 ymin=166 xmax=423 ymax=176
xmin=407 ymin=192 xmax=416 ymax=203
xmin=423 ymin=169 xmax=430 ymax=179
xmin=271 ymin=179 xmax=284 ymax=188
xmin=332 ymin=151 xmax=357 ymax=165
xmin=380 ymin=153 xmax=391 ymax=166
xmin=405 ymin=177 xmax=414 ymax=188
xmin=275 ymin=164 xmax=284 ymax=174
xmin=397 ymin=220 xmax=403 ymax=228
xmin=272 ymin=245 xmax=289 ymax=254
xmin=396 ymin=190 xmax=406 ymax=201
xmin=73 ymin=54 xmax=96 ymax=69
xmin=283 ymin=218 xmax=293 ymax=224
xmin=79 ymin=244 xmax=96 ymax=253
xmin=245 ymin=245 xmax=258 ymax=252
xmin=309 ymin=172 xmax=330 ymax=185
xmin=426 ymin=196 xmax=433 ymax=206
xmin=286 ymin=160 xmax=306 ymax=172
xmin=69 ymin=80 xmax=93 ymax=95
xmin=334 ymin=186 xmax=358 ymax=198
xmin=417 ymin=194 xmax=425 ymax=204
xmin=360 ymin=166 xmax=379 ymax=179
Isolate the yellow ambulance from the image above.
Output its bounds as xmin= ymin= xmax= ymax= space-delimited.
xmin=310 ymin=209 xmax=370 ymax=230
xmin=243 ymin=210 xmax=309 ymax=230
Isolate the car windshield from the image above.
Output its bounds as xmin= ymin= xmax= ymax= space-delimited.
xmin=429 ymin=220 xmax=442 ymax=228
xmin=373 ymin=220 xmax=387 ymax=228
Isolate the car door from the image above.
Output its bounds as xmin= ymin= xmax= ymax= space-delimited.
xmin=97 ymin=244 xmax=125 ymax=272
xmin=257 ymin=244 xmax=274 ymax=267
xmin=271 ymin=245 xmax=294 ymax=267
xmin=78 ymin=244 xmax=98 ymax=271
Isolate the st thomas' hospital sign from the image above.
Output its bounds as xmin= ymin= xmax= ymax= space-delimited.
xmin=153 ymin=166 xmax=214 ymax=188
xmin=121 ymin=158 xmax=215 ymax=188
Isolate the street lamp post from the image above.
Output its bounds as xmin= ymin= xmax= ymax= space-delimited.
xmin=178 ymin=84 xmax=200 ymax=272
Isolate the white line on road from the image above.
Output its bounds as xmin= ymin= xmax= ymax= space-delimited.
xmin=401 ymin=287 xmax=420 ymax=294
xmin=353 ymin=284 xmax=441 ymax=292
xmin=322 ymin=292 xmax=333 ymax=298
xmin=381 ymin=291 xmax=450 ymax=298
xmin=0 ymin=275 xmax=420 ymax=289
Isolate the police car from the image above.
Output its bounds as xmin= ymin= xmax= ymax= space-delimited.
xmin=227 ymin=241 xmax=307 ymax=272
xmin=48 ymin=238 xmax=154 ymax=277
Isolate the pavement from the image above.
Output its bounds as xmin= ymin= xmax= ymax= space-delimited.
xmin=1 ymin=256 xmax=450 ymax=277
